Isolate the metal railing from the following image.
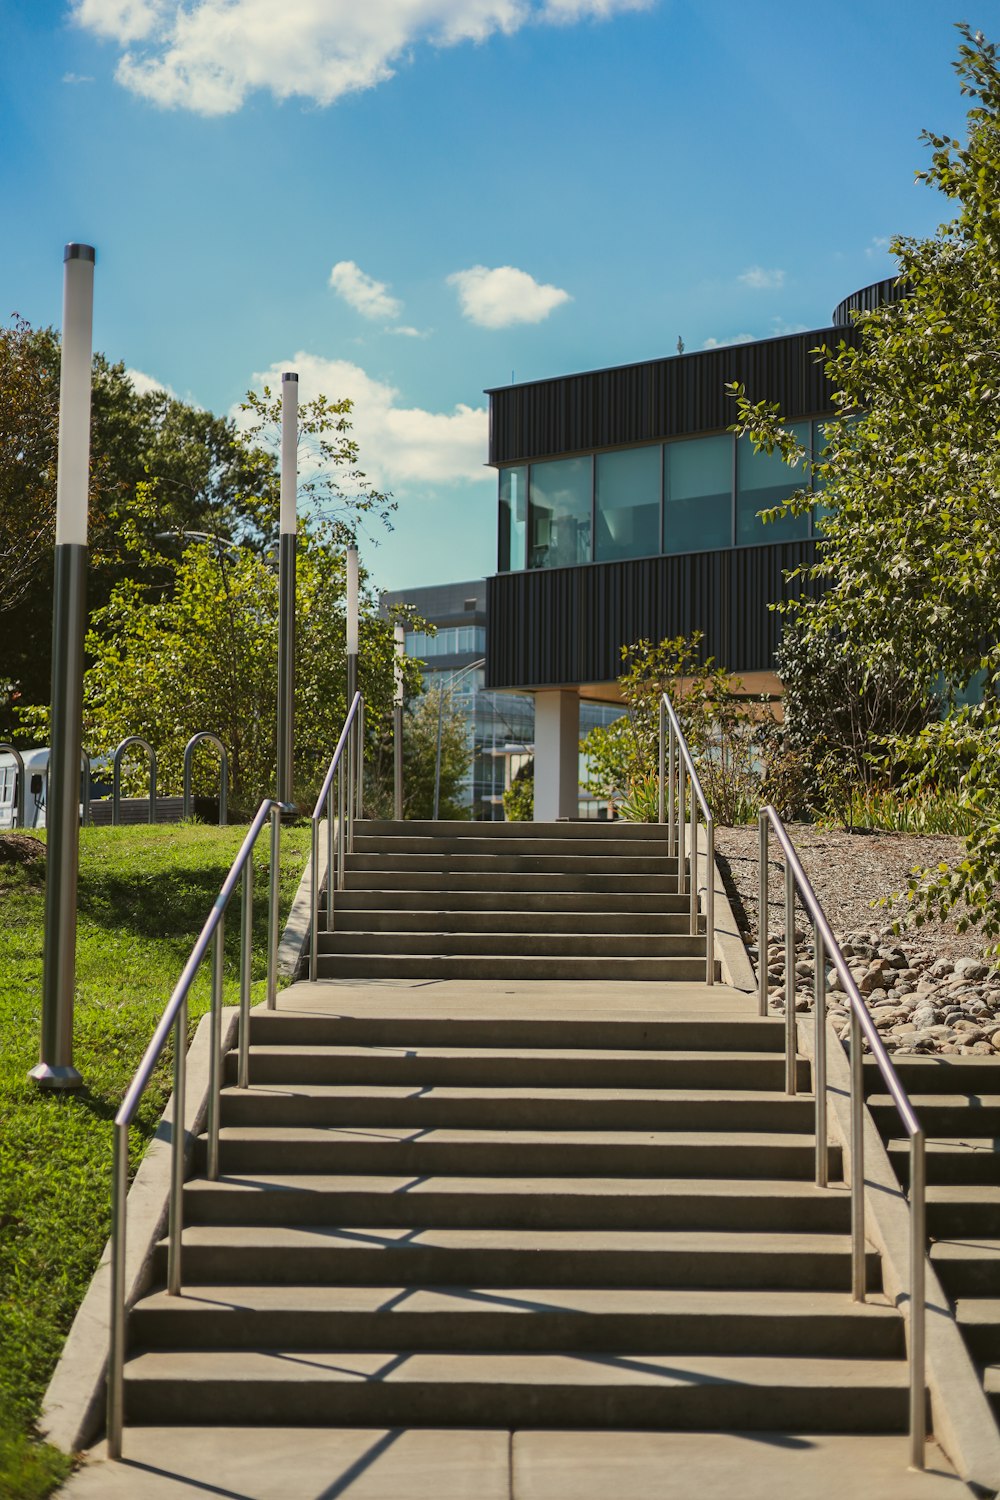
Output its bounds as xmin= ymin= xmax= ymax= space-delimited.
xmin=111 ymin=737 xmax=157 ymax=825
xmin=309 ymin=692 xmax=364 ymax=981
xmin=106 ymin=796 xmax=284 ymax=1460
xmin=759 ymin=805 xmax=926 ymax=1468
xmin=0 ymin=743 xmax=25 ymax=827
xmin=182 ymin=733 xmax=229 ymax=824
xmin=657 ymin=696 xmax=715 ymax=984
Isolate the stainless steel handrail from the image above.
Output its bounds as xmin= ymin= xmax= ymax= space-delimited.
xmin=309 ymin=692 xmax=363 ymax=981
xmin=111 ymin=737 xmax=157 ymax=825
xmin=0 ymin=743 xmax=26 ymax=827
xmin=657 ymin=695 xmax=715 ymax=985
xmin=758 ymin=804 xmax=926 ymax=1468
xmin=107 ymin=796 xmax=284 ymax=1460
xmin=182 ymin=732 xmax=229 ymax=824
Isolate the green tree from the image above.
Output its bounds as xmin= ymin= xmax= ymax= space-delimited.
xmin=394 ymin=683 xmax=473 ymax=821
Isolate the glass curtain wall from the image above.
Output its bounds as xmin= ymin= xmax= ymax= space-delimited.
xmin=595 ymin=446 xmax=660 ymax=562
xmin=664 ymin=435 xmax=732 ymax=554
xmin=529 ymin=457 xmax=592 ymax=569
xmin=735 ymin=422 xmax=810 ymax=545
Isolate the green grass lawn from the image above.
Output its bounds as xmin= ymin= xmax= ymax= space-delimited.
xmin=0 ymin=821 xmax=312 ymax=1499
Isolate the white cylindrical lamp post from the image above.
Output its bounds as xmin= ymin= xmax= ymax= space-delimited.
xmin=393 ymin=622 xmax=405 ymax=820
xmin=31 ymin=243 xmax=95 ymax=1090
xmin=276 ymin=372 xmax=297 ymax=806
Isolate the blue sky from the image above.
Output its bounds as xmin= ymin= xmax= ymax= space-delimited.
xmin=0 ymin=0 xmax=986 ymax=592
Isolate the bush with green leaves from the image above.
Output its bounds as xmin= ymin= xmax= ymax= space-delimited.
xmin=503 ymin=760 xmax=534 ymax=822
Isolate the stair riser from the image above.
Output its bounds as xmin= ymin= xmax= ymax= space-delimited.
xmin=246 ymin=1017 xmax=788 ymax=1052
xmin=928 ymin=1204 xmax=1000 ymax=1238
xmin=326 ymin=911 xmax=695 ymax=935
xmin=360 ymin=820 xmax=670 ymax=840
xmin=123 ymin=1379 xmax=907 ymax=1432
xmin=224 ymin=1056 xmax=809 ymax=1090
xmin=957 ymin=1323 xmax=1000 ymax=1365
xmin=311 ymin=957 xmax=709 ymax=981
xmin=332 ymin=891 xmax=690 ymax=913
xmin=218 ymin=1096 xmax=817 ymax=1133
xmin=346 ymin=855 xmax=679 ymax=875
xmin=130 ymin=1308 xmax=902 ymax=1359
xmin=865 ymin=1059 xmax=1000 ymax=1097
xmin=343 ymin=873 xmax=681 ymax=893
xmin=872 ymin=1104 xmax=1000 ymax=1137
xmin=154 ymin=1244 xmax=881 ymax=1292
xmin=890 ymin=1150 xmax=1000 ymax=1188
xmin=203 ymin=1140 xmax=838 ymax=1180
xmin=931 ymin=1260 xmax=1000 ymax=1298
xmin=315 ymin=934 xmax=705 ymax=959
xmin=352 ymin=837 xmax=672 ymax=858
xmin=183 ymin=1187 xmax=850 ymax=1233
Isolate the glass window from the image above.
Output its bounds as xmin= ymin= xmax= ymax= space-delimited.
xmin=736 ymin=422 xmax=810 ymax=545
xmin=811 ymin=418 xmax=835 ymax=534
xmin=528 ymin=457 xmax=592 ymax=569
xmin=498 ymin=466 xmax=527 ymax=572
xmin=664 ymin=435 xmax=733 ymax=553
xmin=594 ymin=446 xmax=661 ymax=563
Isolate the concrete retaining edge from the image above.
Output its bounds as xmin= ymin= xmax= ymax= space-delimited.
xmin=276 ymin=817 xmax=328 ymax=979
xmin=799 ymin=1014 xmax=1000 ymax=1498
xmin=40 ymin=1006 xmax=240 ymax=1455
xmin=695 ymin=825 xmax=756 ymax=992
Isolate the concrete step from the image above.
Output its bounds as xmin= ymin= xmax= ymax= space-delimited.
xmin=121 ymin=1349 xmax=908 ymax=1431
xmin=931 ymin=1238 xmax=1000 ymax=1297
xmin=983 ymin=1364 xmax=1000 ymax=1420
xmin=870 ymin=1093 xmax=1000 ymax=1137
xmin=325 ymin=909 xmax=695 ymax=935
xmin=225 ymin=1045 xmax=810 ymax=1091
xmin=246 ymin=1011 xmax=789 ymax=1053
xmin=955 ymin=1297 xmax=1000 ymax=1364
xmin=889 ymin=1138 xmax=1000 ymax=1187
xmin=865 ymin=1055 xmax=1000 ymax=1097
xmin=310 ymin=954 xmax=710 ymax=981
xmin=314 ymin=931 xmax=706 ymax=960
xmin=182 ymin=1174 xmax=851 ymax=1232
xmin=200 ymin=1126 xmax=839 ymax=1181
xmin=345 ymin=853 xmax=678 ymax=876
xmin=352 ymin=835 xmax=670 ymax=859
xmin=130 ymin=1284 xmax=903 ymax=1359
xmin=359 ymin=819 xmax=670 ymax=841
xmin=927 ymin=1184 xmax=1000 ymax=1238
xmin=218 ymin=1084 xmax=816 ymax=1134
xmin=332 ymin=889 xmax=690 ymax=913
xmin=341 ymin=870 xmax=680 ymax=893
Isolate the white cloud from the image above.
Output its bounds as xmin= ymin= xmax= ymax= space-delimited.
xmin=329 ymin=260 xmax=402 ymax=321
xmin=126 ymin=366 xmax=178 ymax=398
xmin=241 ymin=352 xmax=490 ymax=490
xmin=702 ymin=333 xmax=754 ymax=349
xmin=447 ymin=264 xmax=571 ymax=328
xmin=72 ymin=0 xmax=653 ymax=115
xmin=738 ymin=265 xmax=786 ymax=291
xmin=62 ymin=72 xmax=96 ymax=83
xmin=388 ymin=325 xmax=429 ymax=338
xmin=865 ymin=235 xmax=891 ymax=259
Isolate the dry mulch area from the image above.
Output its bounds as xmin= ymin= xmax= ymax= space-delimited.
xmin=714 ymin=824 xmax=982 ymax=960
xmin=0 ymin=833 xmax=45 ymax=866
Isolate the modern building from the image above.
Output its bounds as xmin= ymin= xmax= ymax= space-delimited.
xmin=381 ymin=578 xmax=622 ymax=819
xmin=483 ymin=278 xmax=901 ymax=819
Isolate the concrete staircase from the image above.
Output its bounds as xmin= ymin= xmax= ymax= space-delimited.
xmin=866 ymin=1054 xmax=1000 ymax=1426
xmin=117 ymin=998 xmax=916 ymax=1437
xmin=311 ymin=819 xmax=708 ymax=981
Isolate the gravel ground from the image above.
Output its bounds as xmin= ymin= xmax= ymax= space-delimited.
xmin=713 ymin=824 xmax=1000 ymax=1056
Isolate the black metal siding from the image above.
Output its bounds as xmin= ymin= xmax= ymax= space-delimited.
xmin=485 ymin=542 xmax=820 ymax=689
xmin=487 ymin=330 xmax=857 ymax=466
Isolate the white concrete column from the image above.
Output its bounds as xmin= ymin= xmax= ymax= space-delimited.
xmin=533 ymin=690 xmax=579 ymax=821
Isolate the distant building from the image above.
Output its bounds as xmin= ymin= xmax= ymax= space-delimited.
xmin=381 ymin=578 xmax=622 ymax=820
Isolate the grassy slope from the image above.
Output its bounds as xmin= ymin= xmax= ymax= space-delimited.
xmin=0 ymin=822 xmax=311 ymax=1499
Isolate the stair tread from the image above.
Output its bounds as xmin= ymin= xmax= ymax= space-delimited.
xmin=927 ymin=1184 xmax=1000 ymax=1201
xmin=212 ymin=1126 xmax=816 ymax=1147
xmin=931 ymin=1239 xmax=1000 ymax=1259
xmin=134 ymin=1284 xmax=894 ymax=1317
xmin=221 ymin=1085 xmax=813 ymax=1105
xmin=124 ymin=1349 xmax=909 ymax=1388
xmin=164 ymin=1226 xmax=860 ymax=1252
xmin=236 ymin=1046 xmax=785 ymax=1064
xmin=184 ymin=1173 xmax=844 ymax=1199
xmin=870 ymin=1093 xmax=1000 ymax=1108
xmin=954 ymin=1298 xmax=1000 ymax=1324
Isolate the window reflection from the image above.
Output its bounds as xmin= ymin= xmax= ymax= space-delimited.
xmin=736 ymin=423 xmax=810 ymax=545
xmin=498 ymin=466 xmax=527 ymax=572
xmin=529 ymin=457 xmax=592 ymax=569
xmin=665 ymin=435 xmax=732 ymax=553
xmin=595 ymin=447 xmax=661 ymax=562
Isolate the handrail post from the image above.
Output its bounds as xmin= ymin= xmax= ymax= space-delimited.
xmin=356 ymin=697 xmax=364 ymax=823
xmin=326 ymin=782 xmax=336 ymax=932
xmin=208 ymin=922 xmax=224 ymax=1181
xmin=758 ymin=811 xmax=769 ymax=1017
xmin=337 ymin=758 xmax=346 ymax=890
xmin=658 ymin=698 xmax=666 ymax=825
xmin=238 ymin=852 xmax=252 ymax=1089
xmin=851 ymin=1006 xmax=866 ymax=1301
xmin=167 ymin=995 xmax=186 ymax=1294
xmin=785 ymin=853 xmax=796 ymax=1095
xmin=705 ymin=815 xmax=715 ymax=986
xmin=107 ymin=1121 xmax=128 ymax=1460
xmin=667 ymin=719 xmax=676 ymax=858
xmin=910 ymin=1130 xmax=927 ymax=1468
xmin=814 ymin=929 xmax=827 ymax=1187
xmin=266 ymin=806 xmax=280 ymax=1010
xmin=676 ymin=761 xmax=686 ymax=900
xmin=689 ymin=771 xmax=698 ymax=936
xmin=309 ymin=817 xmax=319 ymax=983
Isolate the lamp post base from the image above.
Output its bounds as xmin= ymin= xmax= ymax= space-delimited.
xmin=29 ymin=1061 xmax=83 ymax=1091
